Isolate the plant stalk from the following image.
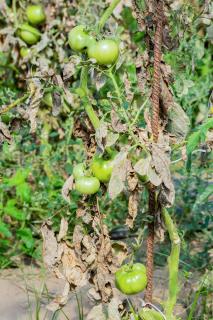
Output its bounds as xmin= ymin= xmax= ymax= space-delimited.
xmin=98 ymin=0 xmax=121 ymax=32
xmin=162 ymin=208 xmax=181 ymax=320
xmin=0 ymin=93 xmax=29 ymax=115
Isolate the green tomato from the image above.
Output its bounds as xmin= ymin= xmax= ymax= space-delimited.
xmin=87 ymin=39 xmax=119 ymax=65
xmin=42 ymin=93 xmax=53 ymax=108
xmin=20 ymin=47 xmax=31 ymax=58
xmin=139 ymin=308 xmax=164 ymax=320
xmin=68 ymin=25 xmax=92 ymax=51
xmin=26 ymin=5 xmax=46 ymax=25
xmin=91 ymin=157 xmax=114 ymax=183
xmin=73 ymin=163 xmax=86 ymax=180
xmin=75 ymin=177 xmax=100 ymax=195
xmin=19 ymin=23 xmax=41 ymax=45
xmin=115 ymin=263 xmax=147 ymax=295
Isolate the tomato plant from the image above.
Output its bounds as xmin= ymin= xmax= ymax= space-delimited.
xmin=115 ymin=263 xmax=147 ymax=295
xmin=87 ymin=39 xmax=119 ymax=65
xmin=91 ymin=157 xmax=114 ymax=182
xmin=75 ymin=176 xmax=100 ymax=195
xmin=26 ymin=5 xmax=46 ymax=25
xmin=18 ymin=24 xmax=41 ymax=45
xmin=42 ymin=93 xmax=53 ymax=108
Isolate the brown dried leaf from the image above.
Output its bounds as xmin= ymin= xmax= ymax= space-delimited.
xmin=41 ymin=224 xmax=58 ymax=268
xmin=61 ymin=175 xmax=74 ymax=204
xmin=95 ymin=121 xmax=108 ymax=152
xmin=108 ymin=151 xmax=129 ymax=200
xmin=134 ymin=155 xmax=151 ymax=177
xmin=167 ymin=102 xmax=190 ymax=140
xmin=127 ymin=162 xmax=138 ymax=191
xmin=108 ymin=296 xmax=123 ymax=320
xmin=57 ymin=218 xmax=68 ymax=242
xmin=26 ymin=78 xmax=43 ymax=133
xmin=63 ymin=56 xmax=80 ymax=81
xmin=0 ymin=121 xmax=12 ymax=144
xmin=106 ymin=132 xmax=119 ymax=148
xmin=123 ymin=73 xmax=134 ymax=103
xmin=111 ymin=241 xmax=128 ymax=267
xmin=126 ymin=191 xmax=139 ymax=229
xmin=111 ymin=109 xmax=128 ymax=133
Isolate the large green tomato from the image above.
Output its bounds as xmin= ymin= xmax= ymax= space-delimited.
xmin=91 ymin=157 xmax=114 ymax=183
xmin=139 ymin=308 xmax=164 ymax=320
xmin=26 ymin=5 xmax=46 ymax=25
xmin=73 ymin=163 xmax=86 ymax=180
xmin=75 ymin=177 xmax=100 ymax=195
xmin=19 ymin=24 xmax=41 ymax=45
xmin=115 ymin=263 xmax=147 ymax=295
xmin=20 ymin=47 xmax=31 ymax=58
xmin=68 ymin=25 xmax=95 ymax=51
xmin=87 ymin=39 xmax=119 ymax=65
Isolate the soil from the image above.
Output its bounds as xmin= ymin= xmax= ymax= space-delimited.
xmin=0 ymin=265 xmax=196 ymax=320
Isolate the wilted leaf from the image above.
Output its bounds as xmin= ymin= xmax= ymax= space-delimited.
xmin=111 ymin=109 xmax=128 ymax=133
xmin=108 ymin=151 xmax=129 ymax=200
xmin=134 ymin=155 xmax=151 ymax=177
xmin=108 ymin=296 xmax=122 ymax=320
xmin=167 ymin=103 xmax=190 ymax=140
xmin=57 ymin=218 xmax=68 ymax=242
xmin=95 ymin=121 xmax=108 ymax=152
xmin=26 ymin=78 xmax=43 ymax=133
xmin=63 ymin=56 xmax=80 ymax=81
xmin=106 ymin=132 xmax=119 ymax=148
xmin=61 ymin=175 xmax=74 ymax=204
xmin=126 ymin=191 xmax=139 ymax=229
xmin=0 ymin=121 xmax=12 ymax=144
xmin=41 ymin=224 xmax=58 ymax=268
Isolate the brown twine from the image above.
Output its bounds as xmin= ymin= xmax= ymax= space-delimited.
xmin=145 ymin=0 xmax=164 ymax=303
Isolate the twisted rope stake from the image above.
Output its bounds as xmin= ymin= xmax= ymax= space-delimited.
xmin=145 ymin=0 xmax=164 ymax=303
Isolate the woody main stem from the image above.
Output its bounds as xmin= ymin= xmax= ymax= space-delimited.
xmin=145 ymin=0 xmax=163 ymax=303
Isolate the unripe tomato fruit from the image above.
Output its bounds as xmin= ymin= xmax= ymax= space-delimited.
xmin=115 ymin=263 xmax=147 ymax=295
xmin=87 ymin=39 xmax=119 ymax=65
xmin=73 ymin=163 xmax=86 ymax=180
xmin=26 ymin=5 xmax=46 ymax=25
xmin=91 ymin=157 xmax=114 ymax=183
xmin=20 ymin=47 xmax=31 ymax=58
xmin=139 ymin=308 xmax=164 ymax=320
xmin=42 ymin=93 xmax=53 ymax=108
xmin=75 ymin=177 xmax=100 ymax=195
xmin=68 ymin=25 xmax=93 ymax=51
xmin=19 ymin=24 xmax=41 ymax=45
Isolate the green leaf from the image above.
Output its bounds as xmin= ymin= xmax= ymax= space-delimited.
xmin=0 ymin=222 xmax=12 ymax=238
xmin=16 ymin=182 xmax=31 ymax=203
xmin=187 ymin=131 xmax=200 ymax=155
xmin=193 ymin=184 xmax=213 ymax=211
xmin=7 ymin=168 xmax=30 ymax=187
xmin=17 ymin=228 xmax=34 ymax=249
xmin=4 ymin=200 xmax=26 ymax=221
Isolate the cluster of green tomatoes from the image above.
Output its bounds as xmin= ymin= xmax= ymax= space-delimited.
xmin=18 ymin=4 xmax=46 ymax=57
xmin=68 ymin=25 xmax=119 ymax=65
xmin=73 ymin=156 xmax=114 ymax=195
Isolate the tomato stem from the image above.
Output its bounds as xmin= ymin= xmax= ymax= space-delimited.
xmin=98 ymin=0 xmax=121 ymax=32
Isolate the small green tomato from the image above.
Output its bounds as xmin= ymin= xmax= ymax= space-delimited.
xmin=19 ymin=23 xmax=41 ymax=45
xmin=87 ymin=39 xmax=119 ymax=65
xmin=68 ymin=25 xmax=90 ymax=51
xmin=115 ymin=263 xmax=147 ymax=295
xmin=75 ymin=176 xmax=100 ymax=195
xmin=20 ymin=47 xmax=31 ymax=58
xmin=26 ymin=5 xmax=46 ymax=25
xmin=91 ymin=157 xmax=114 ymax=183
xmin=73 ymin=163 xmax=86 ymax=180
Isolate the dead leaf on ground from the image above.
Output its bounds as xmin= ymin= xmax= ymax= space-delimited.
xmin=41 ymin=224 xmax=58 ymax=268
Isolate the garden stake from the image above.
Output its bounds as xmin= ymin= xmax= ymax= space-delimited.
xmin=145 ymin=0 xmax=164 ymax=303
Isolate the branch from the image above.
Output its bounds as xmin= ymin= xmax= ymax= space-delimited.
xmin=0 ymin=93 xmax=29 ymax=115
